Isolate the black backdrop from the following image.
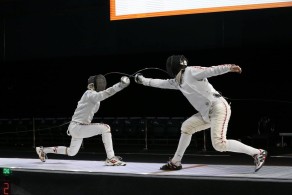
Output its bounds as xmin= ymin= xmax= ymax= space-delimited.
xmin=0 ymin=0 xmax=291 ymax=137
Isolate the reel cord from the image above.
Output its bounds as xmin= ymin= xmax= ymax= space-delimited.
xmin=0 ymin=68 xmax=168 ymax=135
xmin=0 ymin=121 xmax=71 ymax=135
xmin=104 ymin=67 xmax=169 ymax=77
xmin=0 ymin=67 xmax=290 ymax=135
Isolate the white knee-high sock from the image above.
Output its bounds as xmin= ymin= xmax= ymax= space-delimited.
xmin=172 ymin=133 xmax=192 ymax=164
xmin=226 ymin=139 xmax=260 ymax=156
xmin=102 ymin=132 xmax=115 ymax=159
xmin=43 ymin=146 xmax=67 ymax=155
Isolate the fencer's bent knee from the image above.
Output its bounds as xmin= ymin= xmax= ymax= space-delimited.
xmin=212 ymin=140 xmax=227 ymax=152
xmin=181 ymin=121 xmax=195 ymax=134
xmin=101 ymin=124 xmax=111 ymax=134
xmin=67 ymin=147 xmax=79 ymax=156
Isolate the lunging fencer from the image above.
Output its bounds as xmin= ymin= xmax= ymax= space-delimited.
xmin=36 ymin=75 xmax=130 ymax=166
xmin=135 ymin=55 xmax=267 ymax=172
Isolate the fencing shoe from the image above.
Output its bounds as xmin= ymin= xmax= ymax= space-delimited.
xmin=105 ymin=156 xmax=126 ymax=166
xmin=160 ymin=159 xmax=182 ymax=170
xmin=36 ymin=146 xmax=47 ymax=162
xmin=253 ymin=149 xmax=267 ymax=172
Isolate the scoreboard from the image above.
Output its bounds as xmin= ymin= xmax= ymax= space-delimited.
xmin=1 ymin=168 xmax=11 ymax=195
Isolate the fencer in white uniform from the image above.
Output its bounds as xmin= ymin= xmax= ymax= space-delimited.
xmin=36 ymin=75 xmax=130 ymax=166
xmin=135 ymin=55 xmax=267 ymax=172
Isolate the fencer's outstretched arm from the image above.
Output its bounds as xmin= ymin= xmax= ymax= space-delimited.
xmin=91 ymin=76 xmax=130 ymax=102
xmin=134 ymin=64 xmax=241 ymax=87
xmin=134 ymin=73 xmax=178 ymax=90
xmin=190 ymin=64 xmax=242 ymax=80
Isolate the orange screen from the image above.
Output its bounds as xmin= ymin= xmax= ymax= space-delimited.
xmin=110 ymin=0 xmax=292 ymax=20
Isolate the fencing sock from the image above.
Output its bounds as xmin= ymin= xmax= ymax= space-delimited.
xmin=102 ymin=132 xmax=115 ymax=159
xmin=172 ymin=133 xmax=192 ymax=164
xmin=43 ymin=146 xmax=67 ymax=155
xmin=226 ymin=139 xmax=259 ymax=156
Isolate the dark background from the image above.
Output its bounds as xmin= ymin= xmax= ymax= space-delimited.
xmin=0 ymin=0 xmax=291 ymax=138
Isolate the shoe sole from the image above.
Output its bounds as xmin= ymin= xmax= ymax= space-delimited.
xmin=105 ymin=163 xmax=126 ymax=166
xmin=160 ymin=167 xmax=182 ymax=171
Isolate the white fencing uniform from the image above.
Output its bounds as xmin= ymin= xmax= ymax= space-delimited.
xmin=139 ymin=65 xmax=260 ymax=164
xmin=42 ymin=81 xmax=128 ymax=159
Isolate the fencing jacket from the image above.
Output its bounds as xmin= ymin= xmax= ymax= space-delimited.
xmin=71 ymin=83 xmax=124 ymax=124
xmin=140 ymin=65 xmax=232 ymax=122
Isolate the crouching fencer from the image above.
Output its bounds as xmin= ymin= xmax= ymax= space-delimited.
xmin=36 ymin=75 xmax=130 ymax=166
xmin=135 ymin=55 xmax=267 ymax=172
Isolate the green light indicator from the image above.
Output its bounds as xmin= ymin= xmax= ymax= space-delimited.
xmin=3 ymin=168 xmax=12 ymax=176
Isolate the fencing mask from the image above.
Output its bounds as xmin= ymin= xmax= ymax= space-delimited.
xmin=88 ymin=74 xmax=107 ymax=92
xmin=166 ymin=55 xmax=188 ymax=78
